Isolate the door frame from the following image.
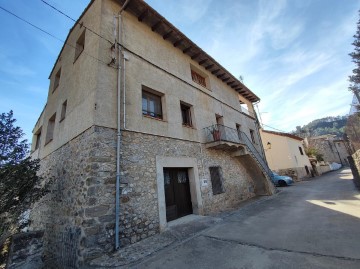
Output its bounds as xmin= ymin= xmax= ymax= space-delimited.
xmin=156 ymin=156 xmax=203 ymax=231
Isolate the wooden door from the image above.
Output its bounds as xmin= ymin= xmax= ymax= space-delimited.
xmin=164 ymin=168 xmax=193 ymax=222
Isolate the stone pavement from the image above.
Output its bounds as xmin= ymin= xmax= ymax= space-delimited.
xmin=88 ymin=196 xmax=269 ymax=268
xmin=89 ymin=169 xmax=360 ymax=269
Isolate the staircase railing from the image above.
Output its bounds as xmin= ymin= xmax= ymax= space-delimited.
xmin=239 ymin=130 xmax=272 ymax=178
xmin=203 ymin=124 xmax=272 ymax=179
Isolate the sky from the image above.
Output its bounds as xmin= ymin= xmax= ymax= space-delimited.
xmin=0 ymin=0 xmax=359 ymax=143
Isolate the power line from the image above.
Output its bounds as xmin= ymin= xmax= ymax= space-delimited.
xmin=261 ymin=123 xmax=289 ymax=133
xmin=40 ymin=0 xmax=114 ymax=45
xmin=0 ymin=5 xmax=117 ymax=69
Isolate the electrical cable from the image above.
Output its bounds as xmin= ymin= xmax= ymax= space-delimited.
xmin=0 ymin=5 xmax=117 ymax=69
xmin=40 ymin=0 xmax=114 ymax=45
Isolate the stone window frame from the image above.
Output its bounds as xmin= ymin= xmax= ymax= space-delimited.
xmin=34 ymin=127 xmax=42 ymax=150
xmin=156 ymin=156 xmax=203 ymax=231
xmin=45 ymin=113 xmax=56 ymax=145
xmin=53 ymin=68 xmax=61 ymax=93
xmin=74 ymin=29 xmax=85 ymax=62
xmin=142 ymin=86 xmax=165 ymax=120
xmin=180 ymin=101 xmax=194 ymax=127
xmin=60 ymin=100 xmax=67 ymax=122
xmin=190 ymin=64 xmax=210 ymax=90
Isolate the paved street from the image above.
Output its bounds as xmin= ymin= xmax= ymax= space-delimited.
xmin=133 ymin=169 xmax=360 ymax=269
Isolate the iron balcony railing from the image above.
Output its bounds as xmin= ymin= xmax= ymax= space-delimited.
xmin=203 ymin=124 xmax=272 ymax=178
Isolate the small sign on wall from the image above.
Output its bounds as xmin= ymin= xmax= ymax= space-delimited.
xmin=201 ymin=178 xmax=208 ymax=187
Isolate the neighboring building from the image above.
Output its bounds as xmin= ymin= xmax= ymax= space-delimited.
xmin=304 ymin=135 xmax=350 ymax=166
xmin=260 ymin=129 xmax=312 ymax=180
xmin=29 ymin=0 xmax=274 ymax=266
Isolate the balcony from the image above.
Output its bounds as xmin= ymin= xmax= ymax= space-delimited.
xmin=203 ymin=124 xmax=247 ymax=152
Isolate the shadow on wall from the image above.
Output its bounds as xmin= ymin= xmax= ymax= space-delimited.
xmin=348 ymin=150 xmax=360 ymax=190
xmin=237 ymin=155 xmax=274 ymax=196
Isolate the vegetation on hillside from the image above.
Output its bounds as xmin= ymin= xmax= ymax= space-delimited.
xmin=292 ymin=116 xmax=347 ymax=138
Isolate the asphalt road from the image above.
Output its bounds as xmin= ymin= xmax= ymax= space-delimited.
xmin=134 ymin=169 xmax=360 ymax=269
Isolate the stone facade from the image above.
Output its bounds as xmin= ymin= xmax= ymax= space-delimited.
xmin=6 ymin=231 xmax=44 ymax=269
xmin=349 ymin=149 xmax=360 ymax=190
xmin=30 ymin=126 xmax=118 ymax=267
xmin=29 ymin=0 xmax=274 ymax=267
xmin=29 ymin=125 xmax=272 ymax=266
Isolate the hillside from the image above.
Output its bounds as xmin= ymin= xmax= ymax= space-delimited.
xmin=292 ymin=116 xmax=347 ymax=138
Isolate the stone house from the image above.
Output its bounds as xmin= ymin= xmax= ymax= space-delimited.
xmin=304 ymin=135 xmax=350 ymax=166
xmin=30 ymin=0 xmax=274 ymax=266
xmin=260 ymin=129 xmax=312 ymax=180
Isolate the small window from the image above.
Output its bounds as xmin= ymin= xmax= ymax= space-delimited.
xmin=74 ymin=30 xmax=85 ymax=61
xmin=250 ymin=129 xmax=256 ymax=144
xmin=45 ymin=113 xmax=56 ymax=145
xmin=209 ymin=166 xmax=225 ymax=195
xmin=34 ymin=127 xmax=42 ymax=150
xmin=142 ymin=87 xmax=163 ymax=119
xmin=299 ymin=146 xmax=304 ymax=155
xmin=181 ymin=103 xmax=192 ymax=127
xmin=60 ymin=100 xmax=67 ymax=122
xmin=236 ymin=124 xmax=241 ymax=140
xmin=53 ymin=68 xmax=61 ymax=92
xmin=191 ymin=69 xmax=206 ymax=87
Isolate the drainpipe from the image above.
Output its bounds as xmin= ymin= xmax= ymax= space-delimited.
xmin=115 ymin=0 xmax=131 ymax=250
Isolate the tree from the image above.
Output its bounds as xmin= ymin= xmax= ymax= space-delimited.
xmin=0 ymin=111 xmax=41 ymax=238
xmin=349 ymin=10 xmax=360 ymax=104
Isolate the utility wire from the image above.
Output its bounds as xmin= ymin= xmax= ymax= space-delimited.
xmin=0 ymin=5 xmax=117 ymax=69
xmin=40 ymin=0 xmax=114 ymax=45
xmin=0 ymin=6 xmax=63 ymax=43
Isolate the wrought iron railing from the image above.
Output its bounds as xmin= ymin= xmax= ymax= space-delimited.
xmin=203 ymin=124 xmax=272 ymax=178
xmin=203 ymin=124 xmax=244 ymax=144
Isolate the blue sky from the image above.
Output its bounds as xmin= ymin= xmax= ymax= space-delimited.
xmin=0 ymin=0 xmax=359 ymax=142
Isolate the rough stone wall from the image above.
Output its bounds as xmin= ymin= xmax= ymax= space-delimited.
xmin=277 ymin=167 xmax=311 ymax=181
xmin=120 ymin=130 xmax=267 ymax=217
xmin=30 ymin=126 xmax=271 ymax=267
xmin=308 ymin=138 xmax=341 ymax=164
xmin=30 ymin=126 xmax=117 ymax=267
xmin=349 ymin=149 xmax=360 ymax=190
xmin=6 ymin=231 xmax=44 ymax=269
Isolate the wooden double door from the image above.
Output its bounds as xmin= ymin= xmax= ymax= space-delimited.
xmin=164 ymin=168 xmax=193 ymax=222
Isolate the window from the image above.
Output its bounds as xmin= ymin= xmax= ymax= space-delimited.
xmin=53 ymin=68 xmax=61 ymax=91
xmin=209 ymin=166 xmax=225 ymax=195
xmin=236 ymin=124 xmax=241 ymax=140
xmin=74 ymin=30 xmax=85 ymax=61
xmin=142 ymin=87 xmax=163 ymax=119
xmin=60 ymin=100 xmax=67 ymax=121
xmin=299 ymin=146 xmax=304 ymax=155
xmin=34 ymin=127 xmax=42 ymax=150
xmin=180 ymin=103 xmax=192 ymax=127
xmin=191 ymin=70 xmax=206 ymax=87
xmin=45 ymin=113 xmax=56 ymax=145
xmin=250 ymin=129 xmax=256 ymax=144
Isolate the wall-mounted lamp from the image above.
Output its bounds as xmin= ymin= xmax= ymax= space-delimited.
xmin=267 ymin=142 xmax=272 ymax=150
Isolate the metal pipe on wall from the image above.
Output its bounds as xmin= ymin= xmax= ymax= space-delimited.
xmin=115 ymin=0 xmax=131 ymax=250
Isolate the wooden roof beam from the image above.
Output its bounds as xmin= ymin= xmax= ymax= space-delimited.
xmin=222 ymin=77 xmax=230 ymax=82
xmin=138 ymin=9 xmax=148 ymax=22
xmin=191 ymin=52 xmax=201 ymax=60
xmin=217 ymin=73 xmax=226 ymax=79
xmin=198 ymin=59 xmax=208 ymax=65
xmin=183 ymin=46 xmax=192 ymax=54
xmin=163 ymin=30 xmax=173 ymax=40
xmin=173 ymin=39 xmax=183 ymax=47
xmin=151 ymin=21 xmax=162 ymax=31
xmin=205 ymin=64 xmax=214 ymax=70
xmin=211 ymin=69 xmax=220 ymax=74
